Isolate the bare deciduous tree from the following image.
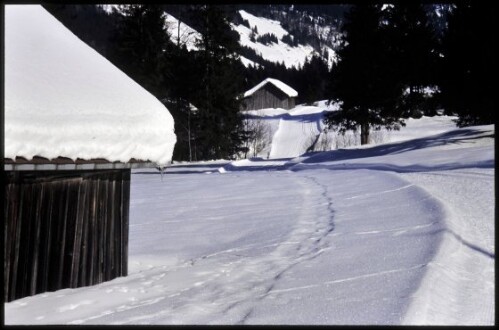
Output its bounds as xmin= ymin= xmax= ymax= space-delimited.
xmin=242 ymin=117 xmax=272 ymax=158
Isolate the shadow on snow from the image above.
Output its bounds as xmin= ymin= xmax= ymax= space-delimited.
xmin=134 ymin=127 xmax=494 ymax=176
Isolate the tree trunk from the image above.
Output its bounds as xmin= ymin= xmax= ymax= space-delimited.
xmin=360 ymin=123 xmax=369 ymax=145
xmin=187 ymin=108 xmax=192 ymax=162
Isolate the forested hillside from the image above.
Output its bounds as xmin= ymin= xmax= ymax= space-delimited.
xmin=42 ymin=4 xmax=493 ymax=161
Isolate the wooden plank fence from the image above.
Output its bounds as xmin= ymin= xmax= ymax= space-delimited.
xmin=4 ymin=169 xmax=130 ymax=302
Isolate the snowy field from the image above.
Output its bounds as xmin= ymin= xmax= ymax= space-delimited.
xmin=4 ymin=115 xmax=494 ymax=325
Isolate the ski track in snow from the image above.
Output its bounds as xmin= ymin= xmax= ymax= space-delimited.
xmin=103 ymin=173 xmax=332 ymax=324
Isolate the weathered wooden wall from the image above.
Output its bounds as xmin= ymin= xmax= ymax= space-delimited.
xmin=242 ymin=84 xmax=295 ymax=110
xmin=4 ymin=169 xmax=130 ymax=302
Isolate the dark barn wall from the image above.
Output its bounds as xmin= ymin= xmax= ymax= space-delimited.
xmin=242 ymin=83 xmax=295 ymax=110
xmin=4 ymin=169 xmax=130 ymax=302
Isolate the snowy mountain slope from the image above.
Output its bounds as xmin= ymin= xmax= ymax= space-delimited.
xmin=163 ymin=12 xmax=200 ymax=52
xmin=5 ymin=115 xmax=494 ymax=325
xmin=98 ymin=5 xmax=338 ymax=68
xmin=163 ymin=11 xmax=259 ymax=68
xmin=99 ymin=5 xmax=202 ymax=52
xmin=232 ymin=10 xmax=337 ymax=69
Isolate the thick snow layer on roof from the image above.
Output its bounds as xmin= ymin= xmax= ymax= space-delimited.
xmin=244 ymin=78 xmax=298 ymax=98
xmin=5 ymin=5 xmax=176 ymax=166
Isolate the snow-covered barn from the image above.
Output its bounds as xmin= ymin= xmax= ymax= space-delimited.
xmin=4 ymin=5 xmax=176 ymax=302
xmin=241 ymin=78 xmax=298 ymax=111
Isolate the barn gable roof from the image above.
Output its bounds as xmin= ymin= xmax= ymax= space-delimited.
xmin=243 ymin=78 xmax=298 ymax=98
xmin=4 ymin=5 xmax=176 ymax=167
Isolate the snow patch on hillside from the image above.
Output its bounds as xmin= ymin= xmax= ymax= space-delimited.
xmin=164 ymin=12 xmax=201 ymax=51
xmin=233 ymin=10 xmax=335 ymax=69
xmin=240 ymin=56 xmax=260 ymax=68
xmin=239 ymin=9 xmax=289 ymax=39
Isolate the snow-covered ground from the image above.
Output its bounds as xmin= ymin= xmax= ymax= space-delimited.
xmin=5 ymin=112 xmax=494 ymax=325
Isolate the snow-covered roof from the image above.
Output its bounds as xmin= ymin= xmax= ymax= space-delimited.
xmin=244 ymin=78 xmax=298 ymax=98
xmin=5 ymin=5 xmax=176 ymax=167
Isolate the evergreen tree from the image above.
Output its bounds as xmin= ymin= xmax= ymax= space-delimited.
xmin=385 ymin=4 xmax=439 ymax=117
xmin=164 ymin=47 xmax=202 ymax=162
xmin=301 ymin=55 xmax=329 ymax=104
xmin=325 ymin=5 xmax=404 ymax=145
xmin=439 ymin=2 xmax=495 ymax=126
xmin=190 ymin=5 xmax=247 ymax=160
xmin=108 ymin=5 xmax=172 ymax=98
xmin=43 ymin=4 xmax=117 ymax=58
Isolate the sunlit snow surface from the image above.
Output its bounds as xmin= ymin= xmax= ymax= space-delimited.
xmin=5 ymin=111 xmax=494 ymax=325
xmin=5 ymin=5 xmax=176 ymax=166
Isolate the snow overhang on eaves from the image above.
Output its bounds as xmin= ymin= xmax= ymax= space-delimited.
xmin=3 ymin=156 xmax=163 ymax=171
xmin=5 ymin=6 xmax=177 ymax=168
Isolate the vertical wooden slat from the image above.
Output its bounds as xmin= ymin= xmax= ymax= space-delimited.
xmin=4 ymin=174 xmax=20 ymax=302
xmin=29 ymin=182 xmax=44 ymax=296
xmin=10 ymin=177 xmax=23 ymax=301
xmin=55 ymin=180 xmax=69 ymax=290
xmin=38 ymin=183 xmax=54 ymax=293
xmin=70 ymin=179 xmax=86 ymax=288
xmin=106 ymin=178 xmax=116 ymax=281
xmin=18 ymin=182 xmax=36 ymax=299
xmin=121 ymin=169 xmax=131 ymax=277
xmin=94 ymin=177 xmax=101 ymax=285
xmin=88 ymin=177 xmax=99 ymax=285
xmin=114 ymin=173 xmax=122 ymax=276
xmin=9 ymin=176 xmax=25 ymax=300
xmin=12 ymin=181 xmax=25 ymax=300
xmin=98 ymin=178 xmax=108 ymax=283
xmin=48 ymin=180 xmax=63 ymax=291
xmin=78 ymin=178 xmax=91 ymax=287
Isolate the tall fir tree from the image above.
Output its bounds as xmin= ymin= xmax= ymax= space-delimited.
xmin=325 ymin=5 xmax=404 ymax=145
xmin=300 ymin=55 xmax=330 ymax=105
xmin=385 ymin=4 xmax=439 ymax=117
xmin=439 ymin=2 xmax=495 ymax=127
xmin=190 ymin=5 xmax=247 ymax=160
xmin=108 ymin=5 xmax=173 ymax=98
xmin=164 ymin=49 xmax=202 ymax=162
